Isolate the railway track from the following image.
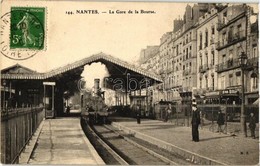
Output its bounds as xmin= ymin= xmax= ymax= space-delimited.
xmin=81 ymin=118 xmax=193 ymax=165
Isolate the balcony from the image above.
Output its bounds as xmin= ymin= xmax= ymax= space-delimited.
xmin=199 ymin=64 xmax=209 ymax=73
xmin=247 ymin=57 xmax=259 ymax=69
xmin=217 ymin=16 xmax=229 ymax=30
xmin=215 ymin=58 xmax=240 ymax=73
xmin=167 ymin=68 xmax=173 ymax=73
xmin=183 ymin=69 xmax=191 ymax=76
xmin=216 ymin=31 xmax=246 ymax=51
xmin=158 ymin=69 xmax=166 ymax=75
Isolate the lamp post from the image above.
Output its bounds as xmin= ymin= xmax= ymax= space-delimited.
xmin=239 ymin=51 xmax=248 ymax=137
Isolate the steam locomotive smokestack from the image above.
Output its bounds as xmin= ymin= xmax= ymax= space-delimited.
xmin=94 ymin=78 xmax=100 ymax=96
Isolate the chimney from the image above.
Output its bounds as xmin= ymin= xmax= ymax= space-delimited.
xmin=94 ymin=79 xmax=100 ymax=96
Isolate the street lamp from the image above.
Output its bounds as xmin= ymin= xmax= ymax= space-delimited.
xmin=238 ymin=51 xmax=248 ymax=137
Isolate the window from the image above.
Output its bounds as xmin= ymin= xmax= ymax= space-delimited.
xmin=221 ymin=75 xmax=225 ymax=89
xmin=237 ymin=24 xmax=242 ymax=38
xmin=222 ymin=32 xmax=226 ymax=45
xmin=199 ymin=32 xmax=202 ymax=50
xmin=251 ymin=73 xmax=258 ymax=91
xmin=186 ymin=48 xmax=188 ymax=59
xmin=212 ymin=50 xmax=215 ymax=65
xmin=206 ymin=76 xmax=208 ymax=88
xmin=253 ymin=46 xmax=257 ymax=58
xmin=236 ymin=74 xmax=241 ymax=86
xmin=205 ymin=29 xmax=208 ymax=47
xmin=222 ymin=54 xmax=226 ymax=63
xmin=206 ymin=53 xmax=208 ymax=66
xmin=211 ymin=26 xmax=215 ymax=35
xmin=212 ymin=74 xmax=215 ymax=90
xmin=229 ymin=74 xmax=233 ymax=87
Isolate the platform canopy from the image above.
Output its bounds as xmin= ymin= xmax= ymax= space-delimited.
xmin=1 ymin=52 xmax=162 ymax=90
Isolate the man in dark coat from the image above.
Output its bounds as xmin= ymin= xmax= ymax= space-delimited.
xmin=249 ymin=112 xmax=256 ymax=139
xmin=217 ymin=110 xmax=225 ymax=133
xmin=191 ymin=110 xmax=200 ymax=142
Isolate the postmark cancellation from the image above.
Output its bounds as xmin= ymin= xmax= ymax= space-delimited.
xmin=1 ymin=7 xmax=46 ymax=60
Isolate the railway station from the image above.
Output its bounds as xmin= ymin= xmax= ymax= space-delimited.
xmin=1 ymin=52 xmax=163 ymax=164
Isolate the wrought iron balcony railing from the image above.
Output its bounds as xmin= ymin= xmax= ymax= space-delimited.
xmin=216 ymin=30 xmax=246 ymax=50
xmin=199 ymin=64 xmax=209 ymax=73
xmin=216 ymin=58 xmax=240 ymax=73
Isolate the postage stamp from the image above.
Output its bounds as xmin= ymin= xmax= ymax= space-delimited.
xmin=10 ymin=7 xmax=45 ymax=50
xmin=0 ymin=7 xmax=46 ymax=60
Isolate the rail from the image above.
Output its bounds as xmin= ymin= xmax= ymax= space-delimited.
xmin=1 ymin=107 xmax=44 ymax=164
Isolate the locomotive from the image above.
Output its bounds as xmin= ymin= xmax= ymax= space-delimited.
xmin=81 ymin=79 xmax=109 ymax=124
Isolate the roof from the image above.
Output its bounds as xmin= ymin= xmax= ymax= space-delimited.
xmin=1 ymin=52 xmax=162 ymax=82
xmin=1 ymin=64 xmax=38 ymax=74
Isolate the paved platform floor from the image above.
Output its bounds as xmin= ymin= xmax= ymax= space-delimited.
xmin=110 ymin=117 xmax=259 ymax=165
xmin=28 ymin=117 xmax=104 ymax=165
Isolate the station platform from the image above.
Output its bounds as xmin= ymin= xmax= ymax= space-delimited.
xmin=28 ymin=117 xmax=104 ymax=165
xmin=109 ymin=116 xmax=259 ymax=165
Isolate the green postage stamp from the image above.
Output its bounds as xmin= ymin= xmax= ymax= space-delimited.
xmin=10 ymin=7 xmax=45 ymax=50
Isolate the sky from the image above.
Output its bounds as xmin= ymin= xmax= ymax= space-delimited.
xmin=1 ymin=0 xmax=190 ymax=72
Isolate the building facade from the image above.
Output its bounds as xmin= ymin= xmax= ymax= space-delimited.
xmin=138 ymin=3 xmax=258 ymax=106
xmin=196 ymin=7 xmax=219 ymax=103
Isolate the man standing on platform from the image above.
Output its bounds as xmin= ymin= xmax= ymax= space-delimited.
xmin=136 ymin=105 xmax=141 ymax=124
xmin=191 ymin=97 xmax=200 ymax=142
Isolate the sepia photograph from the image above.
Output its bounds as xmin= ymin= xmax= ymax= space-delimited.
xmin=0 ymin=0 xmax=259 ymax=165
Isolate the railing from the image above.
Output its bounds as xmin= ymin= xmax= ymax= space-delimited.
xmin=183 ymin=69 xmax=191 ymax=76
xmin=216 ymin=30 xmax=246 ymax=50
xmin=199 ymin=64 xmax=209 ymax=73
xmin=247 ymin=57 xmax=259 ymax=67
xmin=216 ymin=58 xmax=240 ymax=73
xmin=1 ymin=107 xmax=44 ymax=164
xmin=158 ymin=69 xmax=165 ymax=75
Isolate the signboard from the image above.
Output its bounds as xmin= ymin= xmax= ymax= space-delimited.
xmin=43 ymin=82 xmax=56 ymax=86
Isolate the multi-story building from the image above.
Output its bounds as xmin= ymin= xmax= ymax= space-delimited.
xmin=196 ymin=7 xmax=219 ymax=102
xmin=215 ymin=4 xmax=258 ymax=104
xmin=177 ymin=4 xmax=211 ymax=104
xmin=158 ymin=32 xmax=172 ymax=101
xmin=244 ymin=7 xmax=258 ymax=104
xmin=138 ymin=3 xmax=258 ymax=106
xmin=139 ymin=46 xmax=160 ymax=65
xmin=171 ymin=27 xmax=184 ymax=103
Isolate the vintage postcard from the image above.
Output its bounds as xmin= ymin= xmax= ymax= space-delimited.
xmin=1 ymin=0 xmax=259 ymax=165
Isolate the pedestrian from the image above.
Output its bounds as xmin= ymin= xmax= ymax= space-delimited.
xmin=248 ymin=112 xmax=256 ymax=139
xmin=191 ymin=110 xmax=200 ymax=142
xmin=217 ymin=110 xmax=225 ymax=133
xmin=165 ymin=104 xmax=172 ymax=122
xmin=136 ymin=105 xmax=141 ymax=124
xmin=66 ymin=105 xmax=70 ymax=114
